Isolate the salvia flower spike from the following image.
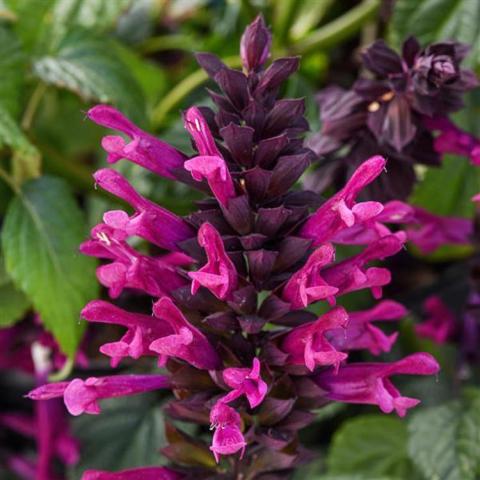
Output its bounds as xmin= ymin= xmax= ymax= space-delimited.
xmin=29 ymin=16 xmax=440 ymax=478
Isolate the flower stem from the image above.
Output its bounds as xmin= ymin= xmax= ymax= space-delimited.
xmin=150 ymin=56 xmax=242 ymax=129
xmin=21 ymin=83 xmax=47 ymax=131
xmin=291 ymin=0 xmax=380 ymax=55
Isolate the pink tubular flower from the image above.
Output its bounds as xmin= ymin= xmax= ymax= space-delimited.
xmin=189 ymin=222 xmax=238 ymax=300
xmin=416 ymin=296 xmax=456 ymax=344
xmin=282 ymin=243 xmax=339 ymax=308
xmin=424 ymin=116 xmax=480 ymax=165
xmin=88 ymin=105 xmax=186 ymax=179
xmin=222 ymin=358 xmax=268 ymax=408
xmin=328 ymin=300 xmax=407 ymax=355
xmin=315 ymin=352 xmax=440 ymax=417
xmin=209 ymin=402 xmax=246 ymax=463
xmin=281 ymin=307 xmax=349 ymax=372
xmin=322 ymin=235 xmax=404 ymax=300
xmin=406 ymin=206 xmax=472 ymax=254
xmin=28 ymin=375 xmax=170 ymax=416
xmin=82 ymin=466 xmax=183 ymax=480
xmin=81 ymin=218 xmax=189 ymax=299
xmin=299 ymin=156 xmax=386 ymax=245
xmin=93 ymin=168 xmax=194 ymax=251
xmin=149 ymin=297 xmax=222 ymax=370
xmin=333 ymin=200 xmax=413 ymax=245
xmin=81 ymin=300 xmax=173 ymax=367
xmin=184 ymin=107 xmax=236 ymax=207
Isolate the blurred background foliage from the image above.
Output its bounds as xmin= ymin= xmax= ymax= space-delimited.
xmin=2 ymin=1 xmax=480 ymax=479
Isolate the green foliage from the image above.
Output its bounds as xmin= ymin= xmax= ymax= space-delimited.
xmin=1 ymin=176 xmax=98 ymax=356
xmin=0 ymin=254 xmax=30 ymax=327
xmin=408 ymin=389 xmax=480 ymax=480
xmin=69 ymin=393 xmax=167 ymax=476
xmin=326 ymin=415 xmax=414 ymax=478
xmin=390 ymin=0 xmax=480 ymax=68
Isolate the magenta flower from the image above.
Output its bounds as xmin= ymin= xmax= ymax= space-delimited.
xmin=280 ymin=307 xmax=349 ymax=372
xmin=81 ymin=218 xmax=189 ymax=298
xmin=184 ymin=107 xmax=236 ymax=207
xmin=416 ymin=296 xmax=456 ymax=344
xmin=88 ymin=105 xmax=186 ymax=179
xmin=424 ymin=116 xmax=480 ymax=165
xmin=149 ymin=297 xmax=222 ymax=370
xmin=328 ymin=300 xmax=407 ymax=355
xmin=282 ymin=243 xmax=338 ymax=308
xmin=93 ymin=168 xmax=194 ymax=251
xmin=222 ymin=358 xmax=268 ymax=408
xmin=28 ymin=375 xmax=170 ymax=416
xmin=315 ymin=353 xmax=440 ymax=416
xmin=406 ymin=206 xmax=472 ymax=254
xmin=188 ymin=222 xmax=238 ymax=300
xmin=322 ymin=235 xmax=403 ymax=300
xmin=300 ymin=155 xmax=386 ymax=245
xmin=82 ymin=466 xmax=183 ymax=480
xmin=209 ymin=401 xmax=246 ymax=463
xmin=81 ymin=300 xmax=173 ymax=367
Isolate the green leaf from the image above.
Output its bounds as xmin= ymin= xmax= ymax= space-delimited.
xmin=69 ymin=393 xmax=166 ymax=476
xmin=408 ymin=389 xmax=480 ymax=480
xmin=0 ymin=254 xmax=30 ymax=327
xmin=0 ymin=25 xmax=25 ymax=117
xmin=389 ymin=0 xmax=480 ymax=68
xmin=1 ymin=176 xmax=98 ymax=356
xmin=327 ymin=415 xmax=413 ymax=478
xmin=0 ymin=104 xmax=41 ymax=180
xmin=33 ymin=29 xmax=145 ymax=121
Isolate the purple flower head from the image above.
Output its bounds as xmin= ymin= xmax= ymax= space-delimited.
xmin=407 ymin=206 xmax=473 ymax=254
xmin=81 ymin=300 xmax=173 ymax=367
xmin=300 ymin=156 xmax=386 ymax=245
xmin=28 ymin=374 xmax=170 ymax=416
xmin=282 ymin=243 xmax=338 ymax=308
xmin=209 ymin=402 xmax=246 ymax=463
xmin=93 ymin=168 xmax=194 ymax=251
xmin=34 ymin=18 xmax=442 ymax=478
xmin=82 ymin=466 xmax=183 ymax=480
xmin=222 ymin=357 xmax=268 ymax=408
xmin=281 ymin=307 xmax=349 ymax=372
xmin=88 ymin=105 xmax=186 ymax=180
xmin=416 ymin=296 xmax=456 ymax=344
xmin=189 ymin=222 xmax=238 ymax=300
xmin=308 ymin=37 xmax=478 ymax=201
xmin=149 ymin=297 xmax=222 ymax=370
xmin=315 ymin=352 xmax=440 ymax=416
xmin=240 ymin=14 xmax=271 ymax=72
xmin=328 ymin=300 xmax=407 ymax=355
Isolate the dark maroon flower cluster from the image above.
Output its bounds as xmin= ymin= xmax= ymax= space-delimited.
xmin=308 ymin=37 xmax=478 ymax=200
xmin=28 ymin=17 xmax=439 ymax=480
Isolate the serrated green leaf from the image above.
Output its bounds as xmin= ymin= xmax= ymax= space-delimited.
xmin=408 ymin=390 xmax=480 ymax=480
xmin=1 ymin=176 xmax=98 ymax=356
xmin=33 ymin=29 xmax=145 ymax=121
xmin=69 ymin=393 xmax=166 ymax=477
xmin=0 ymin=254 xmax=30 ymax=327
xmin=390 ymin=0 xmax=480 ymax=68
xmin=327 ymin=415 xmax=413 ymax=478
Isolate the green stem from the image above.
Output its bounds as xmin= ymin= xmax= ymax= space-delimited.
xmin=291 ymin=0 xmax=381 ymax=55
xmin=21 ymin=83 xmax=47 ymax=131
xmin=0 ymin=167 xmax=20 ymax=193
xmin=151 ymin=56 xmax=242 ymax=129
xmin=138 ymin=34 xmax=201 ymax=54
